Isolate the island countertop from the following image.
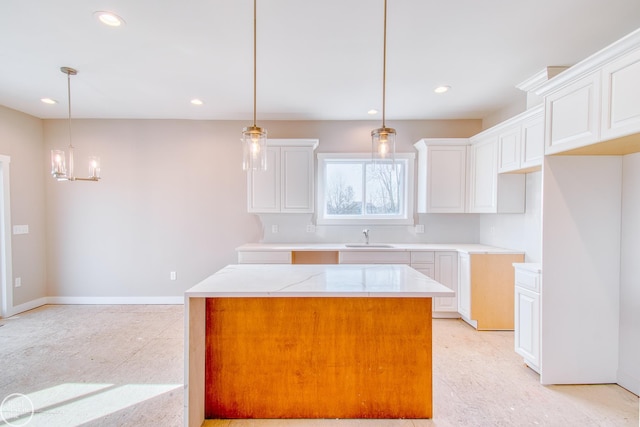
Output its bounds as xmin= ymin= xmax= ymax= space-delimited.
xmin=185 ymin=263 xmax=455 ymax=298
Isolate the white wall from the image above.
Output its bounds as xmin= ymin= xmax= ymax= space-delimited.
xmin=478 ymin=171 xmax=542 ymax=262
xmin=0 ymin=106 xmax=47 ymax=310
xmin=619 ymin=152 xmax=640 ymax=395
xmin=43 ymin=118 xmax=481 ymax=298
xmin=541 ymin=156 xmax=621 ymax=385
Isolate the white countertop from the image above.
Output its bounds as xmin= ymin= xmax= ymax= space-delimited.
xmin=185 ymin=264 xmax=455 ymax=298
xmin=513 ymin=262 xmax=542 ymax=273
xmin=236 ymin=242 xmax=523 ymax=254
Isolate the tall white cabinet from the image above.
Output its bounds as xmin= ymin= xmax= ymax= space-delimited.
xmin=247 ymin=139 xmax=318 ymax=213
xmin=536 ymin=27 xmax=640 ymax=391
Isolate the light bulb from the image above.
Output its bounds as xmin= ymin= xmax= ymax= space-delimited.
xmin=251 ymin=141 xmax=261 ymax=155
xmin=379 ymin=141 xmax=389 ymax=157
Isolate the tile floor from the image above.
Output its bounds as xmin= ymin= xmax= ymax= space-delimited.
xmin=0 ymin=305 xmax=637 ymax=427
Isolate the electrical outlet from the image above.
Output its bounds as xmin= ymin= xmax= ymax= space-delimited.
xmin=170 ymin=271 xmax=177 ymax=281
xmin=306 ymin=224 xmax=316 ymax=233
xmin=271 ymin=225 xmax=279 ymax=233
xmin=415 ymin=224 xmax=425 ymax=233
xmin=14 ymin=277 xmax=21 ymax=288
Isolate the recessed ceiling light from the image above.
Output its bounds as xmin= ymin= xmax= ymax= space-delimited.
xmin=368 ymin=109 xmax=378 ymax=115
xmin=190 ymin=99 xmax=204 ymax=106
xmin=41 ymin=98 xmax=57 ymax=105
xmin=434 ymin=85 xmax=451 ymax=94
xmin=94 ymin=11 xmax=125 ymax=27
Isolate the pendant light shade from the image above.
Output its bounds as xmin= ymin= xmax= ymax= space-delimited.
xmin=51 ymin=66 xmax=101 ymax=181
xmin=242 ymin=0 xmax=268 ymax=171
xmin=371 ymin=0 xmax=396 ymax=162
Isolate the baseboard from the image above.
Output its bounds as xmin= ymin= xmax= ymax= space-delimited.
xmin=3 ymin=296 xmax=185 ymax=317
xmin=47 ymin=296 xmax=184 ymax=305
xmin=433 ymin=312 xmax=462 ymax=319
xmin=6 ymin=297 xmax=49 ymax=317
xmin=617 ymin=368 xmax=640 ymax=396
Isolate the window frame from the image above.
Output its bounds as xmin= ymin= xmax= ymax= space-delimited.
xmin=316 ymin=153 xmax=415 ymax=225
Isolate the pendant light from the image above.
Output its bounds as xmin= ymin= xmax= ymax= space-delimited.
xmin=50 ymin=67 xmax=101 ymax=181
xmin=371 ymin=0 xmax=396 ymax=162
xmin=242 ymin=0 xmax=268 ymax=171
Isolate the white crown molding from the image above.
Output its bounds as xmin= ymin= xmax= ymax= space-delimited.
xmin=516 ymin=67 xmax=569 ymax=93
xmin=470 ymin=104 xmax=544 ymax=142
xmin=536 ymin=27 xmax=640 ymax=96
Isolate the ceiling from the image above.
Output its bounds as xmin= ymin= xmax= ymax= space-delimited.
xmin=1 ymin=0 xmax=639 ymax=121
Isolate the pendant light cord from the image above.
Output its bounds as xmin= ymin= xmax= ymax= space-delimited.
xmin=253 ymin=0 xmax=257 ymax=127
xmin=382 ymin=0 xmax=388 ymax=128
xmin=67 ymin=70 xmax=74 ymax=149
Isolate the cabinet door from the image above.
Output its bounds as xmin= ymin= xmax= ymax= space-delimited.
xmin=601 ymin=47 xmax=640 ymax=141
xmin=467 ymin=138 xmax=498 ymax=213
xmin=412 ymin=265 xmax=435 ymax=279
xmin=426 ymin=146 xmax=467 ymax=213
xmin=457 ymin=253 xmax=471 ymax=319
xmin=247 ymin=147 xmax=280 ymax=213
xmin=434 ymin=252 xmax=458 ymax=312
xmin=520 ymin=112 xmax=544 ymax=169
xmin=497 ymin=126 xmax=521 ymax=173
xmin=545 ymin=72 xmax=601 ymax=154
xmin=281 ymin=146 xmax=314 ymax=213
xmin=514 ymin=286 xmax=540 ymax=371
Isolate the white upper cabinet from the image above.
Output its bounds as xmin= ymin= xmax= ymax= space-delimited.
xmin=520 ymin=110 xmax=545 ymax=169
xmin=544 ymin=72 xmax=601 ymax=155
xmin=497 ymin=125 xmax=521 ymax=173
xmin=601 ymin=46 xmax=640 ymax=141
xmin=497 ymin=105 xmax=544 ymax=173
xmin=414 ymin=139 xmax=468 ymax=213
xmin=247 ymin=139 xmax=318 ymax=213
xmin=537 ymin=27 xmax=640 ymax=155
xmin=468 ymin=137 xmax=497 ymax=212
xmin=468 ymin=135 xmax=525 ymax=214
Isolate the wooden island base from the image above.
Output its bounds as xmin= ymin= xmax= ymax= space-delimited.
xmin=204 ymin=297 xmax=433 ymax=419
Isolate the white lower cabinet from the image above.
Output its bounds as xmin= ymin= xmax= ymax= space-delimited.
xmin=513 ymin=263 xmax=541 ymax=373
xmin=457 ymin=252 xmax=471 ymax=321
xmin=411 ymin=251 xmax=458 ymax=317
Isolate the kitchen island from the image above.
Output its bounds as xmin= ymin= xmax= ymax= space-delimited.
xmin=184 ymin=264 xmax=454 ymax=426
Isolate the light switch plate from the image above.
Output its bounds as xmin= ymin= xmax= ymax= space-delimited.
xmin=13 ymin=225 xmax=29 ymax=235
xmin=271 ymin=225 xmax=279 ymax=233
xmin=306 ymin=224 xmax=316 ymax=233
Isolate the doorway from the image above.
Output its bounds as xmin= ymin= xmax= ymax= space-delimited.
xmin=0 ymin=155 xmax=13 ymax=318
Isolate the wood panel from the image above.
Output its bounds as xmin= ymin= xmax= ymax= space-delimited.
xmin=470 ymin=254 xmax=524 ymax=330
xmin=205 ymin=297 xmax=432 ymax=419
xmin=291 ymin=251 xmax=338 ymax=264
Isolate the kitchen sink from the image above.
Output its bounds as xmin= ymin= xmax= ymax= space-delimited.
xmin=344 ymin=244 xmax=394 ymax=248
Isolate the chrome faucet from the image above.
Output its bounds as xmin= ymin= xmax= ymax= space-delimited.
xmin=362 ymin=229 xmax=370 ymax=245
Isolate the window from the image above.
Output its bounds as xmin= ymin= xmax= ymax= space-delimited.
xmin=317 ymin=153 xmax=415 ymax=225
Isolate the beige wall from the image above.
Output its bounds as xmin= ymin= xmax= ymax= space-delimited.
xmin=0 ymin=106 xmax=47 ymax=307
xmin=43 ymin=118 xmax=482 ymax=298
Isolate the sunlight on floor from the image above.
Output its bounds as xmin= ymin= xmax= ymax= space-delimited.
xmin=0 ymin=383 xmax=181 ymax=426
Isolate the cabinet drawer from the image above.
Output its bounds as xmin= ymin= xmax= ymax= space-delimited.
xmin=238 ymin=251 xmax=292 ymax=264
xmin=339 ymin=251 xmax=411 ymax=264
xmin=411 ymin=251 xmax=435 ymax=264
xmin=514 ymin=269 xmax=540 ymax=292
